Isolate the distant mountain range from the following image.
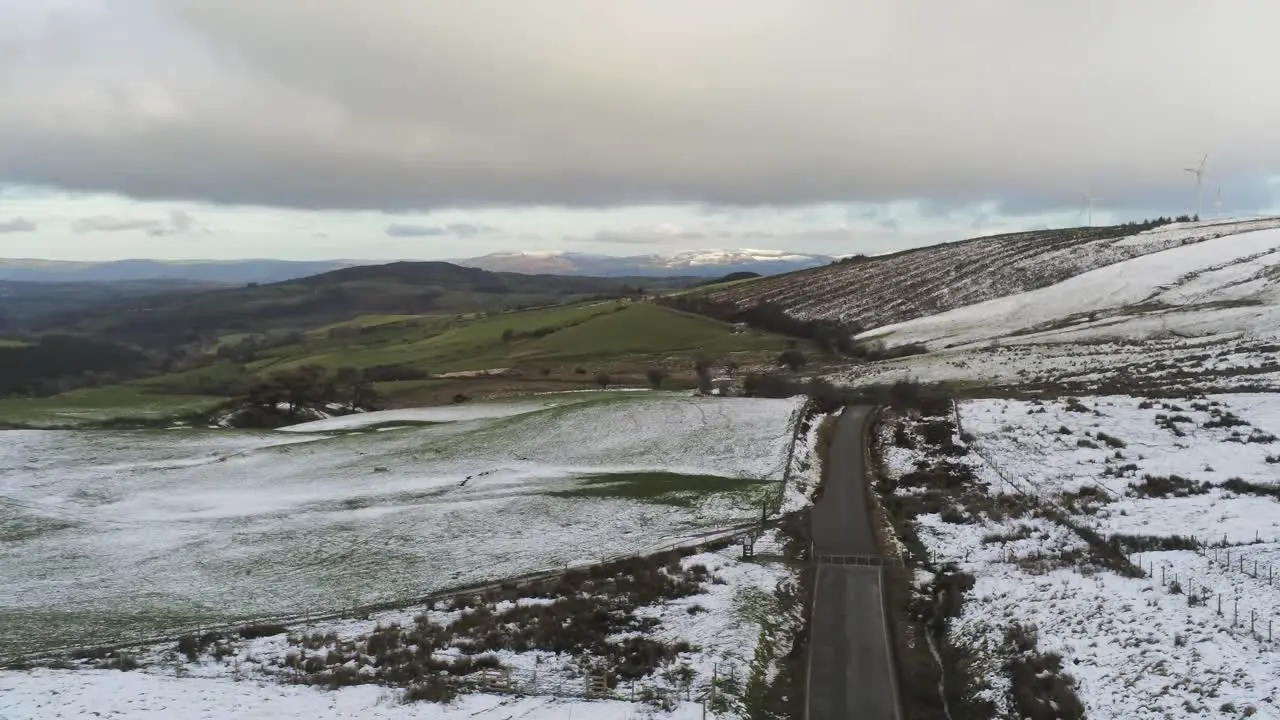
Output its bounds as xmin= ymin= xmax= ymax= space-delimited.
xmin=0 ymin=259 xmax=351 ymax=285
xmin=452 ymin=249 xmax=833 ymax=277
xmin=0 ymin=250 xmax=832 ymax=284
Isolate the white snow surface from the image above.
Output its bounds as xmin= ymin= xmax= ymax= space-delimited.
xmin=279 ymin=398 xmax=571 ymax=432
xmin=0 ymin=671 xmax=709 ymax=719
xmin=959 ymin=394 xmax=1280 ymax=543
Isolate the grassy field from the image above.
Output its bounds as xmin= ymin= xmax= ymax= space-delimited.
xmin=125 ymin=300 xmax=798 ymax=409
xmin=0 ymin=386 xmax=224 ymax=427
xmin=237 ymin=301 xmax=784 ymax=375
xmin=0 ymin=339 xmax=31 ymax=348
xmin=0 ymin=299 xmax=802 ymax=425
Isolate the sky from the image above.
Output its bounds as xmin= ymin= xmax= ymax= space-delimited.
xmin=1 ymin=0 xmax=1278 ymax=262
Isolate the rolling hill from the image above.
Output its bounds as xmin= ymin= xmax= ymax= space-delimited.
xmin=22 ymin=261 xmax=695 ymax=347
xmin=685 ymin=219 xmax=1280 ymax=336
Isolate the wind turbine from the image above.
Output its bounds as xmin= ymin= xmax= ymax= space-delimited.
xmin=1183 ymin=153 xmax=1208 ymax=219
xmin=1079 ymin=192 xmax=1100 ymax=227
xmin=1215 ymin=186 xmax=1223 ymax=219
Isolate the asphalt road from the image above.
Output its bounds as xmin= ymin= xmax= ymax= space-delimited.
xmin=806 ymin=406 xmax=902 ymax=720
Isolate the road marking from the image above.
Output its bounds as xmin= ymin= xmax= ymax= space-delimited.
xmin=804 ymin=562 xmax=820 ymax=720
xmin=875 ymin=568 xmax=904 ymax=720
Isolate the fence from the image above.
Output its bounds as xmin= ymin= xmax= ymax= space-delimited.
xmin=1128 ymin=539 xmax=1280 ymax=648
xmin=955 ymin=398 xmax=1280 ymax=652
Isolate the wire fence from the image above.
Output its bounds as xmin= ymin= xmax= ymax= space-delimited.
xmin=953 ymin=400 xmax=1280 ymax=651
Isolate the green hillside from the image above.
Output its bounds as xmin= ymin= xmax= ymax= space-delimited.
xmin=244 ymin=301 xmax=783 ymax=375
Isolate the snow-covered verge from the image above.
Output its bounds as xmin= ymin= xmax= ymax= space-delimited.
xmin=876 ymin=394 xmax=1280 ymax=719
xmin=778 ymin=401 xmax=836 ymax=514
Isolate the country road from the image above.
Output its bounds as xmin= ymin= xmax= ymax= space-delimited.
xmin=806 ymin=405 xmax=901 ymax=720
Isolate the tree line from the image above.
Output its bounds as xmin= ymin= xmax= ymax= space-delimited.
xmin=0 ymin=335 xmax=156 ymax=397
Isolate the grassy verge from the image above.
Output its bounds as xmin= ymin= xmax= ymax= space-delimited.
xmin=867 ymin=408 xmax=1000 ymax=720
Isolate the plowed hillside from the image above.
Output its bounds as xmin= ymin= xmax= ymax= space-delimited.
xmin=690 ymin=219 xmax=1280 ymax=333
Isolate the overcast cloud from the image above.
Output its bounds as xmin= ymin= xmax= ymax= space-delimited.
xmin=1 ymin=0 xmax=1277 ymax=216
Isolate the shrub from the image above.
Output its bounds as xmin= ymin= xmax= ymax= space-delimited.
xmin=595 ymin=372 xmax=611 ymax=389
xmin=1129 ymin=474 xmax=1210 ymax=498
xmin=742 ymin=372 xmax=802 ymax=398
xmin=645 ymin=368 xmax=668 ymax=389
xmin=1094 ymin=432 xmax=1126 ymax=449
xmin=777 ymin=349 xmax=807 ymax=372
xmin=239 ymin=623 xmax=288 ymax=640
xmin=893 ymin=422 xmax=915 ymax=449
xmin=403 ymin=676 xmax=458 ymax=704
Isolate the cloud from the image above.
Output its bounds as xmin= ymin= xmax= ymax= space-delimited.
xmin=0 ymin=218 xmax=37 ymax=233
xmin=73 ymin=216 xmax=165 ymax=233
xmin=73 ymin=209 xmax=202 ymax=235
xmin=3 ymin=2 xmax=1280 ymax=215
xmin=577 ymin=224 xmax=708 ymax=245
xmin=385 ymin=222 xmax=496 ymax=238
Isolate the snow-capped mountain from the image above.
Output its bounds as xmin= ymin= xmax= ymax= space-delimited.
xmin=455 ymin=249 xmax=832 ymax=277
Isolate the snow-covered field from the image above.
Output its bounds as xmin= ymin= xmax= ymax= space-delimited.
xmin=883 ymin=393 xmax=1280 ymax=718
xmin=0 ymin=671 xmax=704 ymax=719
xmin=0 ymin=536 xmax=799 ymax=720
xmin=0 ymin=392 xmax=803 ymax=658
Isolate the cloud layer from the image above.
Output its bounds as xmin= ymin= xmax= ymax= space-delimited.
xmin=1 ymin=1 xmax=1278 ymax=213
